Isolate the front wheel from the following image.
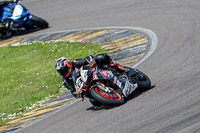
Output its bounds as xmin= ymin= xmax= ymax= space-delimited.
xmin=89 ymin=98 xmax=102 ymax=107
xmin=30 ymin=16 xmax=49 ymax=29
xmin=132 ymin=71 xmax=151 ymax=92
xmin=90 ymin=83 xmax=124 ymax=106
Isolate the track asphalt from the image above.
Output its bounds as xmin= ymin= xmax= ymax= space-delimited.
xmin=1 ymin=0 xmax=200 ymax=133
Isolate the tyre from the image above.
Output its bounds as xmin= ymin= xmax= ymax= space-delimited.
xmin=31 ymin=16 xmax=49 ymax=29
xmin=89 ymin=98 xmax=102 ymax=107
xmin=0 ymin=29 xmax=13 ymax=39
xmin=132 ymin=71 xmax=151 ymax=92
xmin=90 ymin=83 xmax=124 ymax=106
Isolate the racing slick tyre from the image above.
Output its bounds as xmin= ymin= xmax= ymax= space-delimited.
xmin=90 ymin=83 xmax=124 ymax=106
xmin=133 ymin=71 xmax=151 ymax=92
xmin=31 ymin=16 xmax=49 ymax=29
xmin=89 ymin=98 xmax=102 ymax=107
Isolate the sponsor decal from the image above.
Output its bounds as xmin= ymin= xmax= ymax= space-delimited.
xmin=116 ymin=79 xmax=122 ymax=89
xmin=80 ymin=69 xmax=88 ymax=82
xmin=101 ymin=70 xmax=113 ymax=78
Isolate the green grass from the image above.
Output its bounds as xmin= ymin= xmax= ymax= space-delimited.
xmin=0 ymin=41 xmax=106 ymax=125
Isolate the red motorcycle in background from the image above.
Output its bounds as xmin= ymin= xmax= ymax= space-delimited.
xmin=72 ymin=65 xmax=151 ymax=107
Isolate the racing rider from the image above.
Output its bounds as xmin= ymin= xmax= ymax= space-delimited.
xmin=55 ymin=53 xmax=130 ymax=98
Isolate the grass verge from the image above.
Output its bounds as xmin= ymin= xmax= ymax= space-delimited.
xmin=0 ymin=41 xmax=106 ymax=126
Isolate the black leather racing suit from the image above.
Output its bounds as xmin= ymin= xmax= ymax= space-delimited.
xmin=62 ymin=55 xmax=94 ymax=97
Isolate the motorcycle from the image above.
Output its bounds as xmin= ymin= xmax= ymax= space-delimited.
xmin=0 ymin=0 xmax=48 ymax=39
xmin=72 ymin=65 xmax=151 ymax=107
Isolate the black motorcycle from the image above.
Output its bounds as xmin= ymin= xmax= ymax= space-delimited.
xmin=72 ymin=65 xmax=151 ymax=106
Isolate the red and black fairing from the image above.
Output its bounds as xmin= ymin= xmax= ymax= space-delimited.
xmin=90 ymin=69 xmax=138 ymax=97
xmin=92 ymin=69 xmax=114 ymax=81
xmin=72 ymin=68 xmax=119 ymax=98
xmin=87 ymin=69 xmax=116 ymax=92
xmin=72 ymin=66 xmax=138 ymax=99
xmin=89 ymin=69 xmax=123 ymax=93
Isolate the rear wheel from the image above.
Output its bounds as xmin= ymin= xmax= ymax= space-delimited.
xmin=30 ymin=16 xmax=49 ymax=29
xmin=90 ymin=83 xmax=124 ymax=106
